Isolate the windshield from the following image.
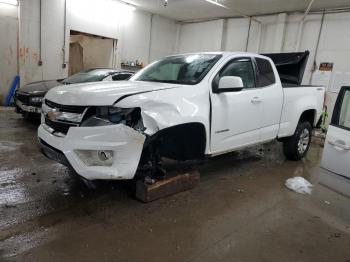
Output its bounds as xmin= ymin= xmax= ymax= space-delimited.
xmin=62 ymin=69 xmax=114 ymax=84
xmin=132 ymin=54 xmax=222 ymax=85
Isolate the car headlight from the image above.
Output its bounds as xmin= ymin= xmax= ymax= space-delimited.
xmin=81 ymin=107 xmax=144 ymax=131
xmin=30 ymin=96 xmax=43 ymax=103
xmin=56 ymin=112 xmax=85 ymax=123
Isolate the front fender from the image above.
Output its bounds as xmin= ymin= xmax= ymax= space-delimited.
xmin=115 ymin=86 xmax=211 ymax=153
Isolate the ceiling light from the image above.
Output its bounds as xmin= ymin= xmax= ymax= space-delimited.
xmin=0 ymin=0 xmax=18 ymax=5
xmin=205 ymin=0 xmax=229 ymax=9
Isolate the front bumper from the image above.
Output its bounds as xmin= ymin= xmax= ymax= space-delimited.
xmin=15 ymin=100 xmax=41 ymax=114
xmin=38 ymin=124 xmax=146 ymax=180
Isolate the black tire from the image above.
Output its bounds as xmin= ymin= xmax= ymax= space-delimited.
xmin=283 ymin=121 xmax=312 ymax=160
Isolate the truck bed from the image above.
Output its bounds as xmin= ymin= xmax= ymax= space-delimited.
xmin=278 ymin=85 xmax=325 ymax=138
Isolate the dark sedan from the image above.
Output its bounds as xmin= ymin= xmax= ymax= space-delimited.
xmin=14 ymin=68 xmax=134 ymax=118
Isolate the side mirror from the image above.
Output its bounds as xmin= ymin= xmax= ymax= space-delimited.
xmin=218 ymin=76 xmax=244 ymax=92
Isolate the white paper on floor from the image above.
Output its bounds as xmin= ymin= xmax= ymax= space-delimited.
xmin=285 ymin=177 xmax=313 ymax=195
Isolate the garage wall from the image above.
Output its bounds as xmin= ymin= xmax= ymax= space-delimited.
xmin=222 ymin=18 xmax=250 ymax=52
xmin=17 ymin=0 xmax=178 ymax=89
xmin=177 ymin=20 xmax=224 ymax=53
xmin=118 ymin=10 xmax=152 ymax=65
xmin=19 ymin=0 xmax=44 ymax=86
xmin=0 ymin=4 xmax=18 ymax=105
xmin=177 ymin=12 xmax=350 ymax=81
xmin=149 ymin=15 xmax=179 ymax=62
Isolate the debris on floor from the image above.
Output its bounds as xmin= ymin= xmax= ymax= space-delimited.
xmin=285 ymin=176 xmax=313 ymax=195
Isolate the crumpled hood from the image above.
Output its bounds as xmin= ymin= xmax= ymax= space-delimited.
xmin=45 ymin=81 xmax=179 ymax=106
xmin=18 ymin=80 xmax=62 ymax=94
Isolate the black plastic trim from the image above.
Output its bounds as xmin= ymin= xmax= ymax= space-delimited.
xmin=39 ymin=139 xmax=71 ymax=168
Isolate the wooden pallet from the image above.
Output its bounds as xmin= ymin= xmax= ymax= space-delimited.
xmin=135 ymin=169 xmax=200 ymax=203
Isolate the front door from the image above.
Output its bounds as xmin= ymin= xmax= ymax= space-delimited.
xmin=210 ymin=57 xmax=263 ymax=154
xmin=321 ymin=86 xmax=350 ymax=178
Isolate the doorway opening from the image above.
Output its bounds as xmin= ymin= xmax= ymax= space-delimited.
xmin=69 ymin=30 xmax=118 ymax=76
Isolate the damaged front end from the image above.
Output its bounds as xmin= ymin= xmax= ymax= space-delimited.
xmin=38 ymin=100 xmax=146 ymax=180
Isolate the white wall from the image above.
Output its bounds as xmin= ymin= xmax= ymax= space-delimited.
xmin=119 ymin=10 xmax=151 ymax=65
xmin=222 ymin=18 xmax=250 ymax=52
xmin=177 ymin=20 xmax=224 ymax=53
xmin=149 ymin=15 xmax=179 ymax=62
xmin=18 ymin=0 xmax=42 ymax=88
xmin=17 ymin=0 xmax=178 ymax=89
xmin=0 ymin=4 xmax=18 ymax=104
xmin=176 ymin=14 xmax=289 ymax=54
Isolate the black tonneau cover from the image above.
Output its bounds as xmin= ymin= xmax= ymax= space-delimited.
xmin=261 ymin=51 xmax=310 ymax=86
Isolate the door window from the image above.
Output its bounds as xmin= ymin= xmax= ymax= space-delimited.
xmin=333 ymin=88 xmax=350 ymax=130
xmin=255 ymin=58 xmax=276 ymax=87
xmin=213 ymin=58 xmax=255 ymax=90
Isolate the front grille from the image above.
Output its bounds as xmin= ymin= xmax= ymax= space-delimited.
xmin=15 ymin=92 xmax=43 ymax=106
xmin=45 ymin=100 xmax=86 ymax=114
xmin=16 ymin=92 xmax=30 ymax=105
xmin=45 ymin=118 xmax=77 ymax=134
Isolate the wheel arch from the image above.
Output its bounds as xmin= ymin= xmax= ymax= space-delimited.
xmin=145 ymin=122 xmax=207 ymax=161
xmin=299 ymin=109 xmax=317 ymax=127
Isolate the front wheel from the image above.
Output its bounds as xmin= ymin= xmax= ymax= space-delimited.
xmin=283 ymin=121 xmax=312 ymax=160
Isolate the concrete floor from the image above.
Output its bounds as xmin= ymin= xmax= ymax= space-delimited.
xmin=0 ymin=107 xmax=350 ymax=262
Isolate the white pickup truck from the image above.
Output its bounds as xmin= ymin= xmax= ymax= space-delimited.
xmin=38 ymin=51 xmax=325 ymax=180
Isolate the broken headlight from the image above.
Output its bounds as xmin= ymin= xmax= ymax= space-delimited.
xmin=81 ymin=107 xmax=145 ymax=131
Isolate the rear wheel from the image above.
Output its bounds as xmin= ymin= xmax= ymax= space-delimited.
xmin=283 ymin=121 xmax=312 ymax=160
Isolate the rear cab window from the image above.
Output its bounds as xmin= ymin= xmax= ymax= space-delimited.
xmin=255 ymin=57 xmax=276 ymax=87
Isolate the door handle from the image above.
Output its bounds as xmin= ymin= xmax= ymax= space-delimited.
xmin=328 ymin=140 xmax=350 ymax=151
xmin=251 ymin=97 xmax=262 ymax=103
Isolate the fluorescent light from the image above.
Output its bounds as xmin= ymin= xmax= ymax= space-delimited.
xmin=205 ymin=0 xmax=229 ymax=9
xmin=0 ymin=0 xmax=18 ymax=5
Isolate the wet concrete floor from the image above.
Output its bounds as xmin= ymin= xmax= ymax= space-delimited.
xmin=0 ymin=107 xmax=350 ymax=262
